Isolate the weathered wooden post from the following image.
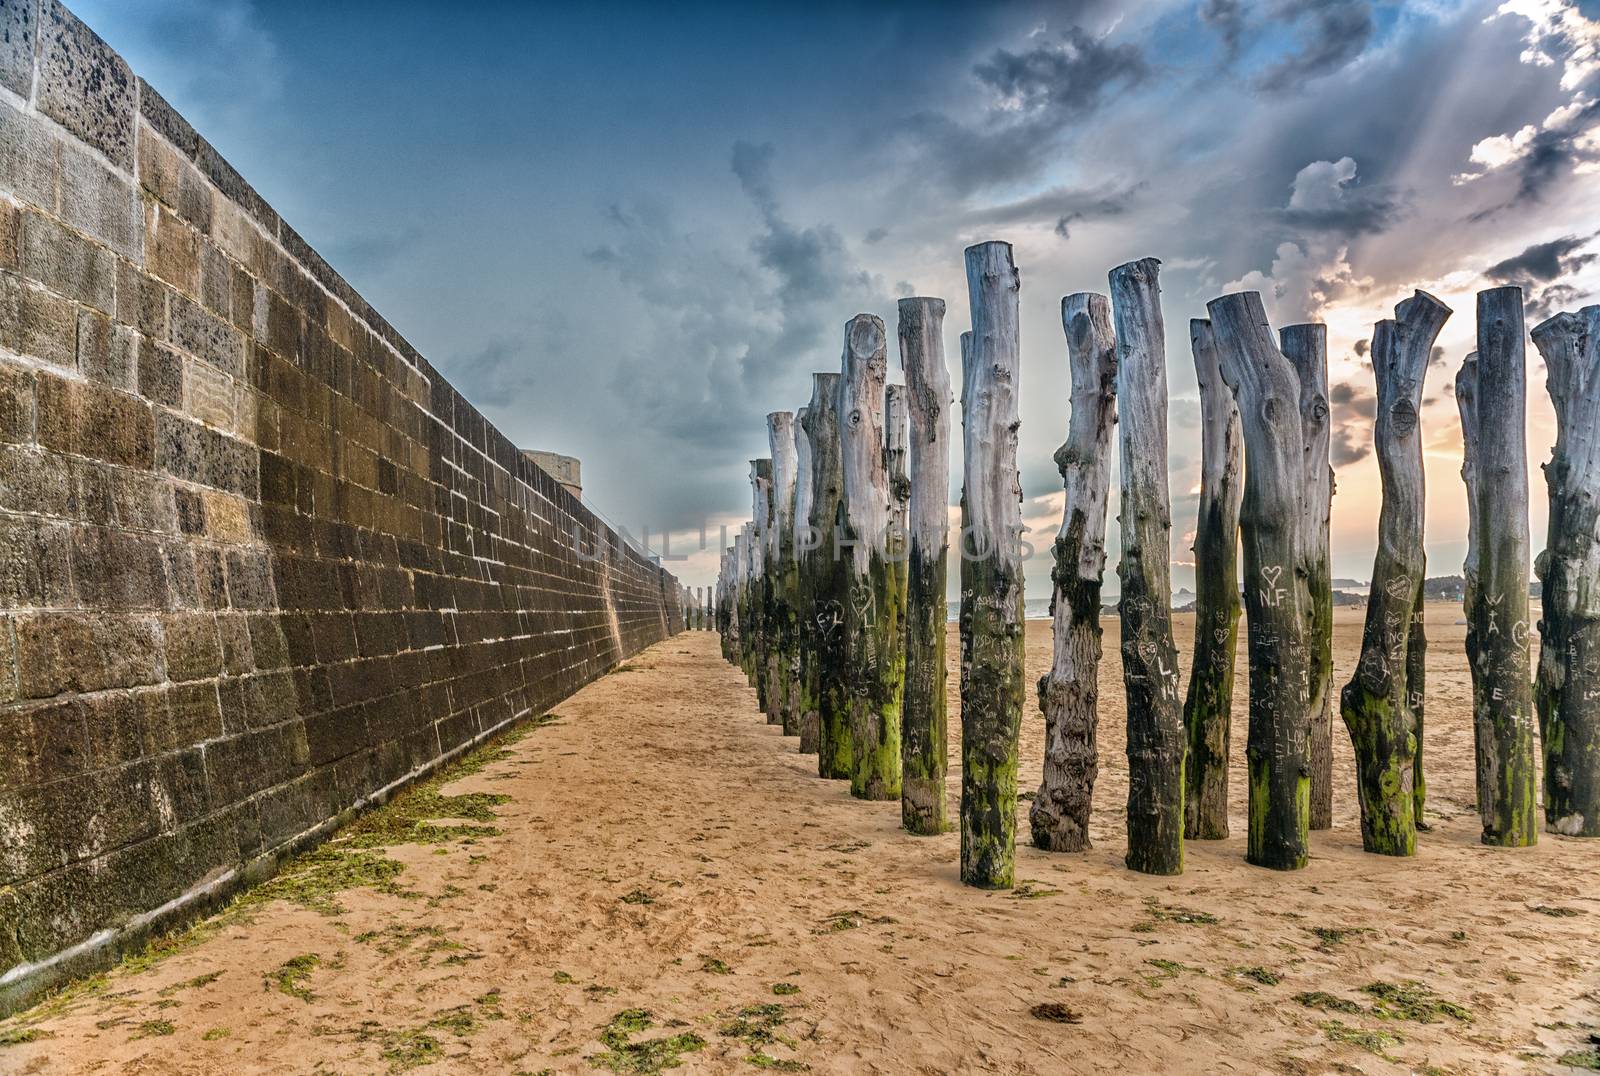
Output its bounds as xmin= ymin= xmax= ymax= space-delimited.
xmin=804 ymin=373 xmax=850 ymax=773
xmin=1280 ymin=322 xmax=1335 ymax=832
xmin=899 ymin=297 xmax=953 ymax=836
xmin=751 ymin=462 xmax=774 ymax=702
xmin=792 ymin=404 xmax=814 ymax=737
xmin=768 ymin=412 xmax=800 ymax=731
xmin=1112 ymin=258 xmax=1184 ymax=876
xmin=1032 ymin=293 xmax=1117 ymax=851
xmin=1340 ymin=290 xmax=1451 ymax=855
xmin=1182 ymin=318 xmax=1242 ymax=841
xmin=1533 ymin=303 xmax=1600 ymax=836
xmin=1209 ymin=292 xmax=1310 ymax=870
xmin=838 ymin=314 xmax=904 ymax=800
xmin=960 ymin=240 xmax=1025 ymax=887
xmin=887 ymin=385 xmax=911 ymax=548
xmin=1461 ymin=288 xmax=1539 ymax=845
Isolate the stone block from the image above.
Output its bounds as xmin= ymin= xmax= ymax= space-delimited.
xmin=144 ymin=200 xmax=199 ymax=294
xmin=36 ymin=0 xmax=135 ymax=170
xmin=136 ymin=120 xmax=211 ymax=229
xmin=183 ymin=355 xmax=235 ymax=431
xmin=154 ymin=681 xmax=222 ymax=752
xmin=36 ymin=372 xmax=155 ymax=468
xmin=0 ymin=97 xmax=57 ymax=212
xmin=69 ymin=526 xmax=169 ymax=610
xmin=109 ymin=467 xmax=177 ymax=533
xmin=0 ymin=0 xmax=36 ymax=96
xmin=14 ymin=277 xmax=77 ymax=368
xmin=136 ymin=336 xmax=182 ymax=408
xmin=59 ymin=138 xmax=141 ymax=260
xmin=0 ymin=360 xmax=35 ymax=443
xmin=160 ymin=612 xmax=221 ymax=681
xmin=116 ymin=259 xmax=169 ymax=337
xmin=19 ymin=209 xmax=114 ymax=313
xmin=169 ymin=291 xmax=243 ymax=376
xmin=14 ymin=612 xmax=162 ymax=697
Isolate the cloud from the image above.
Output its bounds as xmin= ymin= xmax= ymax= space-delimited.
xmin=900 ymin=24 xmax=1148 ymax=195
xmin=1223 ymin=239 xmax=1373 ymax=324
xmin=1201 ymin=0 xmax=1251 ymax=65
xmin=1485 ymin=232 xmax=1598 ymax=281
xmin=1328 ymin=379 xmax=1376 ymax=465
xmin=974 ymin=26 xmax=1149 ymax=116
xmin=965 ymin=180 xmax=1144 ymax=239
xmin=590 ymin=145 xmax=885 ymax=456
xmin=1483 ymin=231 xmax=1600 ymax=317
xmin=1256 ymin=0 xmax=1376 ymax=94
xmin=1281 ymin=155 xmax=1401 ymax=234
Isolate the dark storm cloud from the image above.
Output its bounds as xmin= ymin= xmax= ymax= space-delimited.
xmin=1485 ymin=233 xmax=1599 ymax=283
xmin=973 ymin=26 xmax=1149 ymax=116
xmin=901 ymin=24 xmax=1149 ymax=196
xmin=1328 ymin=379 xmax=1376 ymax=466
xmin=1256 ymin=0 xmax=1375 ymax=94
xmin=1485 ymin=232 xmax=1600 ymax=320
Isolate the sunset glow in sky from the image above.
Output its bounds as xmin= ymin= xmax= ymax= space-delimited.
xmin=76 ymin=0 xmax=1600 ymax=597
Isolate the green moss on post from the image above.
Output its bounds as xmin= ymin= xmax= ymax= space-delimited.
xmin=960 ymin=242 xmax=1026 ymax=888
xmin=837 ymin=314 xmax=903 ymax=801
xmin=1338 ymin=290 xmax=1450 ymax=856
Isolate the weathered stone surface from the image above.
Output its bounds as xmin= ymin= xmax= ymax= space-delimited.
xmin=0 ymin=0 xmax=37 ymax=97
xmin=36 ymin=372 xmax=155 ymax=468
xmin=59 ymin=138 xmax=141 ymax=259
xmin=0 ymin=98 xmax=58 ymax=212
xmin=20 ymin=208 xmax=115 ymax=312
xmin=36 ymin=0 xmax=135 ymax=169
xmin=0 ymin=359 xmax=36 ymax=443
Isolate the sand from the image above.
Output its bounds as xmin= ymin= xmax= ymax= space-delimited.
xmin=3 ymin=604 xmax=1599 ymax=1074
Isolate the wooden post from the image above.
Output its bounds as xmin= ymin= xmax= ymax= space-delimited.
xmin=793 ymin=404 xmax=814 ymax=739
xmin=838 ymin=314 xmax=905 ymax=800
xmin=1112 ymin=258 xmax=1184 ymax=876
xmin=1182 ymin=318 xmax=1242 ymax=841
xmin=1532 ymin=303 xmax=1600 ymax=836
xmin=1280 ymin=322 xmax=1335 ymax=832
xmin=1209 ymin=292 xmax=1310 ymax=870
xmin=899 ymin=297 xmax=952 ymax=836
xmin=751 ymin=461 xmax=774 ymax=703
xmin=1032 ymin=293 xmax=1117 ymax=851
xmin=802 ymin=373 xmax=850 ymax=771
xmin=1462 ymin=289 xmax=1539 ymax=845
xmin=960 ymin=241 xmax=1025 ymax=887
xmin=768 ymin=412 xmax=800 ymax=732
xmin=1340 ymin=290 xmax=1451 ymax=855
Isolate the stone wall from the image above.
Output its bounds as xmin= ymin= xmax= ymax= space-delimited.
xmin=0 ymin=0 xmax=682 ymax=1014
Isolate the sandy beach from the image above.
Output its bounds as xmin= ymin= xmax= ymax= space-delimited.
xmin=3 ymin=604 xmax=1598 ymax=1074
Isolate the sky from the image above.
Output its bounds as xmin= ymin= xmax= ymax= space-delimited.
xmin=74 ymin=0 xmax=1600 ymax=597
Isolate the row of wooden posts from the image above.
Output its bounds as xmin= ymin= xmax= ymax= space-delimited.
xmin=705 ymin=240 xmax=1600 ymax=885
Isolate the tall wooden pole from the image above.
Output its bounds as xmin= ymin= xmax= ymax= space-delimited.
xmin=1465 ymin=288 xmax=1539 ymax=846
xmin=838 ymin=314 xmax=904 ymax=800
xmin=803 ymin=373 xmax=850 ymax=773
xmin=750 ymin=461 xmax=773 ymax=704
xmin=899 ymin=297 xmax=952 ymax=836
xmin=793 ymin=405 xmax=815 ymax=739
xmin=1209 ymin=292 xmax=1311 ymax=870
xmin=1032 ymin=293 xmax=1117 ymax=851
xmin=1112 ymin=258 xmax=1184 ymax=876
xmin=1280 ymin=323 xmax=1335 ymax=832
xmin=960 ymin=241 xmax=1025 ymax=887
xmin=1532 ymin=303 xmax=1600 ymax=836
xmin=1182 ymin=318 xmax=1242 ymax=841
xmin=768 ymin=412 xmax=800 ymax=733
xmin=1340 ymin=290 xmax=1451 ymax=855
